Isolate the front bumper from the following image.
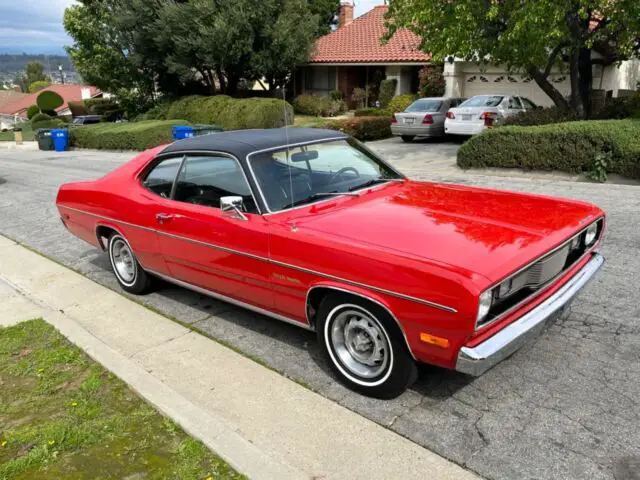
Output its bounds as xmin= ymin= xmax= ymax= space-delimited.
xmin=455 ymin=253 xmax=604 ymax=376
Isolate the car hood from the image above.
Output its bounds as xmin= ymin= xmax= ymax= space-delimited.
xmin=288 ymin=180 xmax=602 ymax=285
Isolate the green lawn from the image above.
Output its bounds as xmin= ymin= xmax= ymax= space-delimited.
xmin=0 ymin=319 xmax=245 ymax=480
xmin=293 ymin=115 xmax=333 ymax=128
xmin=0 ymin=126 xmax=34 ymax=142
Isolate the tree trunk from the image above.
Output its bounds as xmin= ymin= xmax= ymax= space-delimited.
xmin=568 ymin=47 xmax=585 ymax=117
xmin=578 ymin=47 xmax=593 ymax=117
xmin=215 ymin=67 xmax=226 ymax=94
xmin=527 ymin=66 xmax=569 ymax=108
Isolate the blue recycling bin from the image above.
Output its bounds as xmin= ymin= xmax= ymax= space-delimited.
xmin=52 ymin=129 xmax=69 ymax=152
xmin=172 ymin=125 xmax=194 ymax=140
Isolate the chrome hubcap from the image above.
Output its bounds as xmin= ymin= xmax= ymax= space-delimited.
xmin=111 ymin=238 xmax=136 ymax=283
xmin=330 ymin=309 xmax=389 ymax=379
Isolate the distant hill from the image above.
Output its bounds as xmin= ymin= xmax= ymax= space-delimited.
xmin=0 ymin=54 xmax=75 ymax=74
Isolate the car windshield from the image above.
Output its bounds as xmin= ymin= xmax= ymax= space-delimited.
xmin=405 ymin=99 xmax=442 ymax=112
xmin=248 ymin=139 xmax=402 ymax=212
xmin=460 ymin=95 xmax=504 ymax=107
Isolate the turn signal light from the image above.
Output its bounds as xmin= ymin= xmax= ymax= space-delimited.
xmin=446 ymin=111 xmax=455 ymax=119
xmin=391 ymin=115 xmax=398 ymax=124
xmin=419 ymin=333 xmax=450 ymax=348
xmin=480 ymin=111 xmax=498 ymax=127
xmin=422 ymin=114 xmax=434 ymax=125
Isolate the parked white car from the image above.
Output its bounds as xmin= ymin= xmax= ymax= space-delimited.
xmin=444 ymin=95 xmax=537 ymax=135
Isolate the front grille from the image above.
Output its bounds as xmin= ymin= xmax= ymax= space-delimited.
xmin=477 ymin=219 xmax=603 ymax=328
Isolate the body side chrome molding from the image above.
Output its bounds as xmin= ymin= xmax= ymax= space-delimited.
xmin=146 ymin=269 xmax=314 ymax=331
xmin=305 ymin=285 xmax=418 ymax=361
xmin=57 ymin=204 xmax=457 ymax=313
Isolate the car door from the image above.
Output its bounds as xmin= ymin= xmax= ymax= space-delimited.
xmin=503 ymin=96 xmax=524 ymax=118
xmin=153 ymin=153 xmax=273 ymax=310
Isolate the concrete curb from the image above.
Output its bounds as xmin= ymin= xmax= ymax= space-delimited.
xmin=0 ymin=234 xmax=479 ymax=480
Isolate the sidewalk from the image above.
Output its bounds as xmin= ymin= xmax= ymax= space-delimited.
xmin=0 ymin=140 xmax=38 ymax=150
xmin=0 ymin=234 xmax=479 ymax=480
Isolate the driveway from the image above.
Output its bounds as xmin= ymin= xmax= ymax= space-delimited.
xmin=0 ymin=147 xmax=638 ymax=480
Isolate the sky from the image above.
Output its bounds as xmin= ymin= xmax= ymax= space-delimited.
xmin=0 ymin=0 xmax=383 ymax=55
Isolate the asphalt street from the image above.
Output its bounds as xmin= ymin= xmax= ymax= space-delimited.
xmin=0 ymin=138 xmax=638 ymax=480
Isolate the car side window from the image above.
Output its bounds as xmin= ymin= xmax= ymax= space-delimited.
xmin=143 ymin=156 xmax=183 ymax=198
xmin=173 ymin=155 xmax=258 ymax=213
xmin=507 ymin=97 xmax=521 ymax=109
xmin=520 ymin=97 xmax=537 ymax=110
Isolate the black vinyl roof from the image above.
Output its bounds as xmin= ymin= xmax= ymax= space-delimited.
xmin=161 ymin=127 xmax=347 ymax=158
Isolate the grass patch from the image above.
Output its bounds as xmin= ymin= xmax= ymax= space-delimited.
xmin=0 ymin=126 xmax=34 ymax=142
xmin=0 ymin=319 xmax=246 ymax=480
xmin=292 ymin=115 xmax=332 ymax=128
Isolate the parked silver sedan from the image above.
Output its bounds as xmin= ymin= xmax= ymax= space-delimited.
xmin=391 ymin=97 xmax=466 ymax=142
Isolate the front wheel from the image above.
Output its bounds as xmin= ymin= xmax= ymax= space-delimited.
xmin=316 ymin=293 xmax=417 ymax=399
xmin=108 ymin=233 xmax=153 ymax=294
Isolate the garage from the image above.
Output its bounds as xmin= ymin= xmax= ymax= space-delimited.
xmin=460 ymin=71 xmax=571 ymax=107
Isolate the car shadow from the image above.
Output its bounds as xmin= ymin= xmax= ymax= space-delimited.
xmin=87 ymin=254 xmax=472 ymax=401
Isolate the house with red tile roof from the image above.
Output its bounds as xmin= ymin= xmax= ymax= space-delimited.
xmin=295 ymin=3 xmax=430 ymax=107
xmin=298 ymin=2 xmax=640 ymax=108
xmin=0 ymin=84 xmax=103 ymax=126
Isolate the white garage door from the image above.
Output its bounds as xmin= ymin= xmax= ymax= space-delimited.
xmin=461 ymin=73 xmax=570 ymax=107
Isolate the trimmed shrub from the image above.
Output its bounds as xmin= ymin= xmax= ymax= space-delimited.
xmin=378 ymin=79 xmax=397 ymax=108
xmin=457 ymin=120 xmax=640 ymax=180
xmin=326 ymin=116 xmax=392 ymax=141
xmin=26 ymin=105 xmax=40 ymax=120
xmin=37 ymin=90 xmax=64 ymax=112
xmin=386 ymin=94 xmax=418 ymax=114
xmin=354 ymin=108 xmax=389 ymax=117
xmin=330 ymin=89 xmax=344 ymax=101
xmin=28 ymin=80 xmax=50 ymax=93
xmin=594 ymin=92 xmax=640 ymax=120
xmin=292 ymin=94 xmax=344 ymax=117
xmin=30 ymin=112 xmax=52 ymax=125
xmin=137 ymin=102 xmax=172 ymax=121
xmin=68 ymin=101 xmax=88 ymax=118
xmin=502 ymin=106 xmax=579 ymax=126
xmin=32 ymin=119 xmax=66 ymax=130
xmin=70 ymin=120 xmax=190 ymax=151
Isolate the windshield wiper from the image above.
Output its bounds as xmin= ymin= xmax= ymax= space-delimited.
xmin=281 ymin=191 xmax=358 ymax=210
xmin=348 ymin=177 xmax=403 ymax=192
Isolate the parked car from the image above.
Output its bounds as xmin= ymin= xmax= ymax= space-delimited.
xmin=72 ymin=115 xmax=102 ymax=125
xmin=445 ymin=95 xmax=538 ymax=135
xmin=391 ymin=97 xmax=466 ymax=142
xmin=56 ymin=128 xmax=605 ymax=398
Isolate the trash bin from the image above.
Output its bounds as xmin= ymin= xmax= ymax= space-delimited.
xmin=51 ymin=129 xmax=69 ymax=152
xmin=172 ymin=125 xmax=194 ymax=140
xmin=36 ymin=129 xmax=54 ymax=151
xmin=193 ymin=124 xmax=223 ymax=136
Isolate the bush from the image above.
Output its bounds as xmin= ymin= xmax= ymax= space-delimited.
xmin=26 ymin=105 xmax=40 ymax=120
xmin=30 ymin=112 xmax=52 ymax=124
xmin=354 ymin=108 xmax=389 ymax=117
xmin=386 ymin=94 xmax=418 ymax=114
xmin=594 ymin=92 xmax=640 ymax=120
xmin=37 ymin=90 xmax=64 ymax=111
xmin=351 ymin=88 xmax=367 ymax=109
xmin=457 ymin=120 xmax=640 ymax=180
xmin=70 ymin=120 xmax=190 ymax=150
xmin=137 ymin=102 xmax=172 ymax=121
xmin=28 ymin=80 xmax=50 ymax=93
xmin=330 ymin=89 xmax=343 ymax=101
xmin=292 ymin=94 xmax=345 ymax=117
xmin=418 ymin=66 xmax=445 ymax=97
xmin=32 ymin=119 xmax=66 ymax=130
xmin=326 ymin=116 xmax=392 ymax=141
xmin=68 ymin=101 xmax=88 ymax=118
xmin=502 ymin=106 xmax=580 ymax=126
xmin=378 ymin=79 xmax=397 ymax=108
xmin=157 ymin=95 xmax=292 ymax=128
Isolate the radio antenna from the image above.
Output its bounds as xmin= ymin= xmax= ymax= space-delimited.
xmin=282 ymin=85 xmax=294 ymax=206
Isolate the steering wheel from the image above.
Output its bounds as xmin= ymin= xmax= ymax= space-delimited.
xmin=329 ymin=167 xmax=360 ymax=184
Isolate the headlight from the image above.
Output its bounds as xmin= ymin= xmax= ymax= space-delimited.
xmin=477 ymin=290 xmax=493 ymax=325
xmin=585 ymin=223 xmax=598 ymax=246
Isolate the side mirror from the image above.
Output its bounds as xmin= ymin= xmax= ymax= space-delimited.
xmin=220 ymin=196 xmax=248 ymax=221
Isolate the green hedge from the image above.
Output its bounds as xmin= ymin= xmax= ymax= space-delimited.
xmin=70 ymin=120 xmax=189 ymax=151
xmin=144 ymin=95 xmax=293 ymax=129
xmin=457 ymin=120 xmax=640 ymax=179
xmin=326 ymin=116 xmax=392 ymax=141
xmin=502 ymin=106 xmax=580 ymax=126
xmin=353 ymin=108 xmax=389 ymax=117
xmin=292 ymin=94 xmax=346 ymax=117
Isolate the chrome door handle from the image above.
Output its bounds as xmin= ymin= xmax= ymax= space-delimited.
xmin=155 ymin=213 xmax=174 ymax=224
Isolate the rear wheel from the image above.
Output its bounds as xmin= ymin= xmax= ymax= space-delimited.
xmin=401 ymin=135 xmax=415 ymax=143
xmin=107 ymin=233 xmax=153 ymax=294
xmin=316 ymin=293 xmax=417 ymax=399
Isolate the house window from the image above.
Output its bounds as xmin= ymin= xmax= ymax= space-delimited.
xmin=304 ymin=66 xmax=336 ymax=95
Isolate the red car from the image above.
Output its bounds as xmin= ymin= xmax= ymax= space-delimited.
xmin=56 ymin=128 xmax=605 ymax=398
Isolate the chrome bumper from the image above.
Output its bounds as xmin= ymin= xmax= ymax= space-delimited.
xmin=455 ymin=253 xmax=604 ymax=376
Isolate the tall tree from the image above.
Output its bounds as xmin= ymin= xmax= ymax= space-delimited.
xmin=15 ymin=61 xmax=50 ymax=92
xmin=308 ymin=0 xmax=339 ymax=35
xmin=385 ymin=0 xmax=640 ymax=117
